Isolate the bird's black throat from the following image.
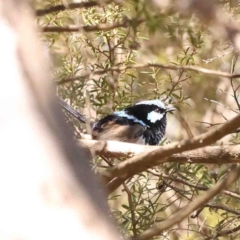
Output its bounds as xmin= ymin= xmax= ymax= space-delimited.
xmin=143 ymin=116 xmax=167 ymax=145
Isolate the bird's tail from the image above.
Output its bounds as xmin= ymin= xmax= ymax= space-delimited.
xmin=58 ymin=96 xmax=86 ymax=123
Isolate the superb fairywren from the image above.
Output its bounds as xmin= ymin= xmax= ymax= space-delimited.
xmin=92 ymin=100 xmax=175 ymax=145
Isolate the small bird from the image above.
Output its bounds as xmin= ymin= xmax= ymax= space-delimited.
xmin=92 ymin=100 xmax=176 ymax=145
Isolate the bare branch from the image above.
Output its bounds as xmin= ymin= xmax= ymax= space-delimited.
xmin=42 ymin=18 xmax=144 ymax=33
xmin=134 ymin=164 xmax=240 ymax=240
xmin=163 ymin=174 xmax=240 ymax=201
xmin=205 ymin=202 xmax=240 ymax=216
xmin=204 ymin=98 xmax=239 ymax=114
xmin=80 ymin=139 xmax=154 ymax=158
xmin=81 ymin=139 xmax=240 ymax=164
xmin=104 ymin=113 xmax=240 ymax=192
xmin=36 ymin=1 xmax=101 ymax=17
xmin=208 ymin=225 xmax=240 ymax=239
xmin=57 ymin=63 xmax=240 ymax=85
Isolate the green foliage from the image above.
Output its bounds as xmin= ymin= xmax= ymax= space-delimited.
xmin=36 ymin=0 xmax=240 ymax=239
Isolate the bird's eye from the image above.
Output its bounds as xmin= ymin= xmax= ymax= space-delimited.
xmin=155 ymin=108 xmax=165 ymax=113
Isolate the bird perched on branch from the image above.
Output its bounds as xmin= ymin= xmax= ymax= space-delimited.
xmin=59 ymin=97 xmax=175 ymax=145
xmin=92 ymin=100 xmax=175 ymax=145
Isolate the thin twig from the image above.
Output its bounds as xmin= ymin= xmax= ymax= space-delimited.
xmin=122 ymin=183 xmax=137 ymax=237
xmin=163 ymin=174 xmax=240 ymax=201
xmin=134 ymin=164 xmax=240 ymax=240
xmin=196 ymin=121 xmax=240 ymax=133
xmin=209 ymin=224 xmax=240 ymax=239
xmin=230 ymin=53 xmax=240 ymax=111
xmin=204 ymin=98 xmax=239 ymax=114
xmin=57 ymin=62 xmax=240 ymax=85
xmin=164 ymin=48 xmax=195 ymax=101
xmin=42 ymin=18 xmax=144 ymax=33
xmin=196 ymin=121 xmax=222 ymax=128
xmin=205 ymin=202 xmax=240 ymax=216
xmin=36 ymin=1 xmax=101 ymax=16
xmin=164 ymin=180 xmax=240 ymax=217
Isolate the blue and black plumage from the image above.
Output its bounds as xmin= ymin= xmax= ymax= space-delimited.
xmin=92 ymin=100 xmax=175 ymax=145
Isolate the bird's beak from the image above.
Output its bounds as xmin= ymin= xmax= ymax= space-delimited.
xmin=166 ymin=107 xmax=176 ymax=113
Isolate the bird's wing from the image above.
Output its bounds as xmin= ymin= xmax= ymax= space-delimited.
xmin=92 ymin=120 xmax=147 ymax=144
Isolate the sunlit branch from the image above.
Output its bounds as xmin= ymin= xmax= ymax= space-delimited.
xmin=104 ymin=113 xmax=240 ymax=192
xmin=36 ymin=1 xmax=100 ymax=16
xmin=57 ymin=63 xmax=240 ymax=85
xmin=42 ymin=18 xmax=144 ymax=33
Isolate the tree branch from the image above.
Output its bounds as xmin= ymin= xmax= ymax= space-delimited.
xmin=57 ymin=63 xmax=240 ymax=85
xmin=207 ymin=225 xmax=240 ymax=239
xmin=36 ymin=1 xmax=100 ymax=17
xmin=42 ymin=18 xmax=143 ymax=33
xmin=103 ymin=113 xmax=240 ymax=192
xmin=81 ymin=139 xmax=240 ymax=164
xmin=134 ymin=164 xmax=240 ymax=240
xmin=162 ymin=174 xmax=240 ymax=201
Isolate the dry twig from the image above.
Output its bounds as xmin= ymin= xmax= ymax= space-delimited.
xmin=135 ymin=164 xmax=240 ymax=240
xmin=42 ymin=18 xmax=143 ymax=33
xmin=36 ymin=1 xmax=100 ymax=16
xmin=57 ymin=62 xmax=240 ymax=85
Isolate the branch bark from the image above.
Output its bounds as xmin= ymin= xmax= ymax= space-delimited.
xmin=103 ymin=113 xmax=240 ymax=192
xmin=81 ymin=139 xmax=240 ymax=164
